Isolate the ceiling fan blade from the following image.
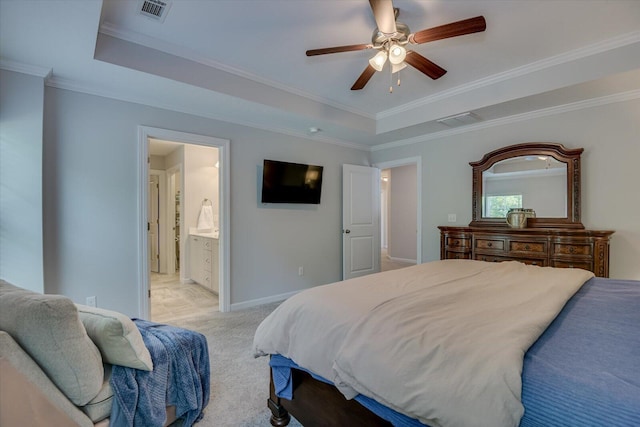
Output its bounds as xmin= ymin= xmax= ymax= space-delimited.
xmin=351 ymin=65 xmax=377 ymax=90
xmin=404 ymin=51 xmax=447 ymax=80
xmin=410 ymin=16 xmax=486 ymax=45
xmin=369 ymin=0 xmax=397 ymax=35
xmin=306 ymin=44 xmax=372 ymax=56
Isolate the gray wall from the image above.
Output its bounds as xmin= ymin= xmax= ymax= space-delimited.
xmin=389 ymin=164 xmax=417 ymax=261
xmin=6 ymin=68 xmax=639 ymax=315
xmin=0 ymin=70 xmax=45 ymax=291
xmin=41 ymin=86 xmax=368 ymax=316
xmin=372 ymin=98 xmax=640 ymax=280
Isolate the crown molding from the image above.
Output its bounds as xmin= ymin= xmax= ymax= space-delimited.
xmin=98 ymin=22 xmax=375 ymax=120
xmin=46 ymin=76 xmax=370 ymax=152
xmin=372 ymin=89 xmax=640 ymax=152
xmin=0 ymin=58 xmax=52 ymax=80
xmin=378 ymin=31 xmax=640 ymax=119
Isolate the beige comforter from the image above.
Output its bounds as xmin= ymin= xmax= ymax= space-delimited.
xmin=253 ymin=260 xmax=594 ymax=427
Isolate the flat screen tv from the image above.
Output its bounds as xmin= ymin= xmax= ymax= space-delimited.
xmin=261 ymin=159 xmax=324 ymax=204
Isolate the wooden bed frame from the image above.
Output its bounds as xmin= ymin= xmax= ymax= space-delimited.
xmin=268 ymin=367 xmax=392 ymax=427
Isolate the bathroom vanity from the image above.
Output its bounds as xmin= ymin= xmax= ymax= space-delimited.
xmin=189 ymin=232 xmax=219 ymax=294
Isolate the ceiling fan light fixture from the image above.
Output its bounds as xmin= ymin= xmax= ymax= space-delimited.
xmin=369 ymin=50 xmax=388 ymax=71
xmin=391 ymin=62 xmax=407 ymax=73
xmin=388 ymin=43 xmax=407 ymax=65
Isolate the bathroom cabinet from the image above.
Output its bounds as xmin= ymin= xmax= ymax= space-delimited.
xmin=189 ymin=235 xmax=219 ymax=293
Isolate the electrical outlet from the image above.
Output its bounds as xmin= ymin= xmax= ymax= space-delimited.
xmin=86 ymin=296 xmax=97 ymax=307
xmin=448 ymin=213 xmax=457 ymax=222
xmin=298 ymin=266 xmax=304 ymax=276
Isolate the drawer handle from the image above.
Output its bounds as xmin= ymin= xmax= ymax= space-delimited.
xmin=487 ymin=242 xmax=493 ymax=247
xmin=569 ymin=247 xmax=575 ymax=253
xmin=453 ymin=241 xmax=459 ymax=246
xmin=525 ymin=244 xmax=530 ymax=250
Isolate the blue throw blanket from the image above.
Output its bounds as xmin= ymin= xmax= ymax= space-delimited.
xmin=110 ymin=319 xmax=210 ymax=427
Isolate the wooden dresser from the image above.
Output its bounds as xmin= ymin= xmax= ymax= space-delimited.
xmin=439 ymin=226 xmax=614 ymax=277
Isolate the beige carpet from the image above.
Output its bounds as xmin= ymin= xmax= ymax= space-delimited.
xmin=381 ymin=247 xmax=415 ymax=271
xmin=149 ymin=276 xmax=301 ymax=427
xmin=171 ymin=303 xmax=302 ymax=427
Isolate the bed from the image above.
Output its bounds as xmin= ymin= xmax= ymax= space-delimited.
xmin=253 ymin=259 xmax=640 ymax=427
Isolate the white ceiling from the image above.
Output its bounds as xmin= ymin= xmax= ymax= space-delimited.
xmin=2 ymin=0 xmax=640 ymax=149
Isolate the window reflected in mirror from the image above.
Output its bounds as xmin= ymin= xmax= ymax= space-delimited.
xmin=482 ymin=156 xmax=567 ymax=218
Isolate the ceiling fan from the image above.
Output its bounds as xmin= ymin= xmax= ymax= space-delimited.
xmin=306 ymin=0 xmax=486 ymax=91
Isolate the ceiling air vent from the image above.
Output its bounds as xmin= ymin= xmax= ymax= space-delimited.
xmin=437 ymin=112 xmax=481 ymax=128
xmin=138 ymin=0 xmax=171 ymax=22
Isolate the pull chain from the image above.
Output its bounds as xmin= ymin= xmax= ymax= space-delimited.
xmin=389 ymin=66 xmax=402 ymax=93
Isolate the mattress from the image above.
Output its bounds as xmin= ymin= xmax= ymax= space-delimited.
xmin=271 ymin=277 xmax=640 ymax=427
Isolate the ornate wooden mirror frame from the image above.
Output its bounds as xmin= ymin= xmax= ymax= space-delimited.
xmin=469 ymin=142 xmax=584 ymax=229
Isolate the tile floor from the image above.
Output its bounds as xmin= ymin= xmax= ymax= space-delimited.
xmin=150 ymin=272 xmax=218 ymax=324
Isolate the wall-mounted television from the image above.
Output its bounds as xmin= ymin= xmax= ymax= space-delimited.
xmin=261 ymin=159 xmax=324 ymax=204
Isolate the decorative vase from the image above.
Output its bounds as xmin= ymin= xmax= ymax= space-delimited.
xmin=506 ymin=208 xmax=536 ymax=228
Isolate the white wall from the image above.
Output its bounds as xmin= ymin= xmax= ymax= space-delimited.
xmin=41 ymin=86 xmax=368 ymax=316
xmin=371 ymin=97 xmax=640 ymax=280
xmin=388 ymin=165 xmax=417 ymax=261
xmin=0 ymin=70 xmax=45 ymax=291
xmin=184 ymin=144 xmax=218 ymax=233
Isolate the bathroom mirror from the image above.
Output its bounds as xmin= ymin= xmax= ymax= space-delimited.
xmin=469 ymin=142 xmax=584 ymax=228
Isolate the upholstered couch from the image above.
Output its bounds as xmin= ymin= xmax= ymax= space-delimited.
xmin=0 ymin=280 xmax=177 ymax=426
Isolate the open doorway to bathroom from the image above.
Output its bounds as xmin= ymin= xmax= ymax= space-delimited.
xmin=138 ymin=126 xmax=230 ymax=322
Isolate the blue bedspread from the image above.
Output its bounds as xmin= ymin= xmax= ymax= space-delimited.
xmin=110 ymin=319 xmax=210 ymax=427
xmin=271 ymin=278 xmax=640 ymax=427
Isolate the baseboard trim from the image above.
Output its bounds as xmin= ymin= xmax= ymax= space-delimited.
xmin=389 ymin=256 xmax=417 ymax=264
xmin=230 ymin=290 xmax=301 ymax=311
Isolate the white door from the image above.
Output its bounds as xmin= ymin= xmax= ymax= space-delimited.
xmin=343 ymin=164 xmax=380 ymax=280
xmin=148 ymin=175 xmax=160 ymax=273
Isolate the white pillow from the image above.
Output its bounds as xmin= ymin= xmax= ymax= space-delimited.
xmin=76 ymin=304 xmax=153 ymax=371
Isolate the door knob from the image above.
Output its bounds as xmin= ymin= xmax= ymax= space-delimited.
xmin=344 ymin=229 xmax=351 ymax=234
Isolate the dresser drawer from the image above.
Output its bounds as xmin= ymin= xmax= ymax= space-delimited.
xmin=552 ymin=243 xmax=592 ymax=256
xmin=475 ymin=254 xmax=507 ymax=263
xmin=475 ymin=238 xmax=505 ymax=250
xmin=446 ymin=237 xmax=470 ymax=249
xmin=445 ymin=251 xmax=471 ymax=260
xmin=475 ymin=254 xmax=546 ymax=267
xmin=550 ymin=260 xmax=592 ymax=271
xmin=509 ymin=240 xmax=546 ymax=254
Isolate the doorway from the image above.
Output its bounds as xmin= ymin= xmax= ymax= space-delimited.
xmin=375 ymin=157 xmax=421 ymax=271
xmin=148 ymin=173 xmax=161 ymax=273
xmin=167 ymin=167 xmax=181 ymax=275
xmin=138 ymin=126 xmax=230 ymax=319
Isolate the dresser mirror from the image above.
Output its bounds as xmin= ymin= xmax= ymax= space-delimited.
xmin=469 ymin=142 xmax=584 ymax=228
